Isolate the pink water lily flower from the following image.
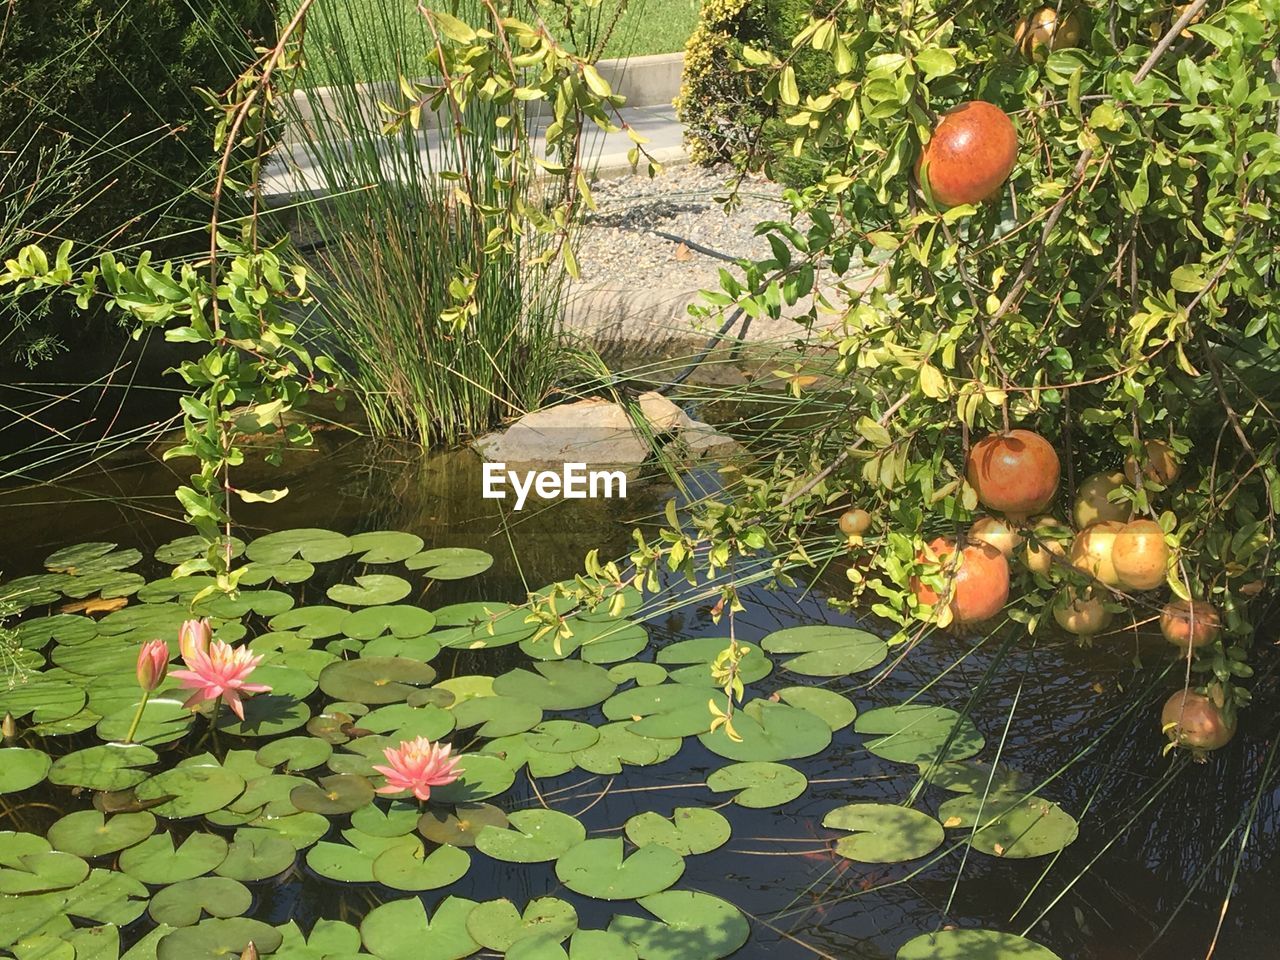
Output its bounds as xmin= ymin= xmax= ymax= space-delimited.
xmin=373 ymin=736 xmax=462 ymax=802
xmin=135 ymin=639 xmax=170 ymax=692
xmin=179 ymin=618 xmax=212 ymax=662
xmin=170 ymin=633 xmax=271 ymax=721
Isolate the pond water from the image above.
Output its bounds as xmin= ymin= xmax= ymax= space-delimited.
xmin=1 ymin=427 xmax=1277 ymax=960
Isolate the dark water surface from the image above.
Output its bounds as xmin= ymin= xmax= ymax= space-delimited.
xmin=1 ymin=431 xmax=1277 ymax=960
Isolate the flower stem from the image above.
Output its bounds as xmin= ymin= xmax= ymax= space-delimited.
xmin=123 ymin=691 xmax=150 ymax=744
xmin=210 ymin=696 xmax=223 ymax=754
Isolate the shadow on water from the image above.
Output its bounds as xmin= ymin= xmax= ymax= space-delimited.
xmin=1 ymin=432 xmax=1278 ymax=960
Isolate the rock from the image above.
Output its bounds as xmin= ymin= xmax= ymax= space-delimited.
xmin=636 ymin=391 xmax=694 ymax=433
xmin=472 ymin=398 xmax=651 ymax=467
xmin=665 ymin=420 xmax=743 ymax=462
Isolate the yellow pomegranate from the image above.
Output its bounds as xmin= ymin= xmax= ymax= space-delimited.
xmin=1053 ymin=588 xmax=1111 ymax=636
xmin=1070 ymin=521 xmax=1124 ymax=587
xmin=968 ymin=516 xmax=1023 ymax=558
xmin=1112 ymin=520 xmax=1169 ymax=591
xmin=1072 ymin=471 xmax=1133 ymax=528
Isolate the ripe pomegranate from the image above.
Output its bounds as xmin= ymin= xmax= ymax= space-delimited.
xmin=1072 ymin=471 xmax=1133 ymax=528
xmin=966 ymin=429 xmax=1060 ymax=519
xmin=915 ymin=101 xmax=1018 ymax=208
xmin=1160 ymin=599 xmax=1221 ymax=649
xmin=1014 ymin=6 xmax=1085 ymax=59
xmin=1161 ymin=690 xmax=1235 ymax=751
xmin=912 ymin=537 xmax=1011 ymax=625
xmin=1069 ymin=521 xmax=1124 ymax=587
xmin=1022 ymin=515 xmax=1067 ymax=575
xmin=839 ymin=508 xmax=872 ymax=537
xmin=1053 ymin=588 xmax=1111 ymax=636
xmin=1112 ymin=520 xmax=1169 ymax=591
xmin=1123 ymin=439 xmax=1180 ymax=487
xmin=969 ymin=516 xmax=1022 ymax=558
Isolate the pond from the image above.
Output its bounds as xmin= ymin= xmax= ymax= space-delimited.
xmin=0 ymin=428 xmax=1277 ymax=960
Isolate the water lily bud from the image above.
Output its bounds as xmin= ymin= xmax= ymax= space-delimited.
xmin=136 ymin=639 xmax=170 ymax=692
xmin=241 ymin=942 xmax=258 ymax=960
xmin=2 ymin=712 xmax=15 ymax=742
xmin=179 ymin=618 xmax=212 ymax=662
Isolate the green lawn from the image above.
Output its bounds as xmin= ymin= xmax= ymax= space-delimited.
xmin=298 ymin=0 xmax=697 ymax=88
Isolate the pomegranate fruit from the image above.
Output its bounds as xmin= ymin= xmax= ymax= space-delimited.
xmin=969 ymin=516 xmax=1023 ymax=557
xmin=1111 ymin=519 xmax=1169 ymax=591
xmin=1072 ymin=471 xmax=1133 ymax=528
xmin=966 ymin=429 xmax=1060 ymax=519
xmin=1123 ymin=439 xmax=1180 ymax=486
xmin=1161 ymin=690 xmax=1235 ymax=751
xmin=1053 ymin=588 xmax=1111 ymax=636
xmin=1022 ymin=515 xmax=1067 ymax=575
xmin=916 ymin=101 xmax=1018 ymax=208
xmin=1014 ymin=6 xmax=1085 ymax=59
xmin=1069 ymin=520 xmax=1124 ymax=586
xmin=1160 ymin=599 xmax=1221 ymax=649
xmin=912 ymin=537 xmax=1011 ymax=625
xmin=839 ymin=508 xmax=872 ymax=537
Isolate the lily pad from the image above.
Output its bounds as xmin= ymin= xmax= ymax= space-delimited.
xmin=571 ymin=722 xmax=682 ymax=775
xmin=760 ymin=625 xmax=888 ymax=677
xmin=555 ymin=838 xmax=685 ymax=901
xmin=362 ymin=702 xmax=456 ymax=741
xmin=0 ymin=677 xmax=86 ymax=721
xmin=466 ymin=898 xmax=577 ymax=952
xmin=776 ymin=686 xmax=858 ymax=731
xmin=247 ymin=528 xmax=351 ymax=564
xmin=48 ymin=811 xmax=155 ymax=858
xmin=135 ymin=765 xmax=247 ymax=819
xmin=16 ymin=614 xmax=98 ymax=649
xmin=406 ymin=547 xmax=493 ymax=580
xmin=64 ymin=868 xmax=150 ymax=926
xmin=256 ymin=736 xmax=332 ymax=773
xmin=318 ymin=657 xmax=436 ymax=704
xmin=937 ymin=793 xmax=1079 ymax=858
xmin=362 ymin=634 xmax=442 ymax=661
xmin=213 ymin=829 xmax=296 ymax=881
xmin=492 ymin=661 xmax=616 ymax=711
xmin=607 ymin=662 xmax=668 ymax=687
xmin=481 ymin=734 xmax=577 ymax=779
xmin=855 ymin=704 xmax=985 ymax=765
xmin=706 ymin=761 xmax=807 ymax=809
xmin=245 ymin=811 xmax=329 ymax=851
xmin=290 ymin=774 xmax=375 ymax=814
xmin=0 ymin=847 xmax=89 ymax=894
xmin=897 ymin=930 xmax=1063 ymax=960
xmin=525 ymin=720 xmax=600 ymax=754
xmin=348 ymin=531 xmax=425 ymax=564
xmin=97 ymin=698 xmax=193 ymax=747
xmin=360 ymin=896 xmax=479 ymax=960
xmin=823 ymin=803 xmax=945 ymax=863
xmin=920 ymin=760 xmax=1026 ymax=794
xmin=608 ymin=890 xmax=749 ymax=960
xmin=236 ymin=558 xmax=316 ymax=586
xmin=698 ymin=699 xmax=832 ymax=762
xmin=624 ymin=808 xmax=731 ymax=856
xmin=351 ymin=801 xmax=420 ymax=838
xmin=656 ymin=637 xmax=773 ymax=686
xmin=149 ymin=877 xmax=251 ymax=927
xmin=341 ymin=605 xmax=436 ymax=640
xmin=0 ymin=747 xmax=51 ymax=794
xmin=269 ymin=605 xmax=349 ymax=640
xmin=216 ymin=693 xmax=311 ymax=739
xmin=198 ymin=589 xmax=294 ymax=619
xmin=602 ymin=684 xmax=728 ymax=739
xmin=475 ymin=809 xmax=586 ymax=863
xmin=155 ymin=917 xmax=283 ymax=960
xmin=372 ymin=840 xmax=470 ymax=891
xmin=430 ymin=754 xmax=515 ymax=803
xmin=50 ymin=744 xmax=158 ymax=791
xmin=154 ymin=535 xmax=246 ymax=566
xmin=430 ymin=603 xmax=535 ymax=649
xmin=119 ymin=832 xmax=229 ymax=884
xmin=327 ymin=575 xmax=412 ymax=607
xmin=451 ymin=695 xmax=542 ymax=738
xmin=45 ymin=541 xmax=117 ymax=571
xmin=418 ymin=803 xmax=508 ymax=847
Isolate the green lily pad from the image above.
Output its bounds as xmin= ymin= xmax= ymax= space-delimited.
xmin=776 ymin=686 xmax=858 ymax=731
xmin=327 ymin=575 xmax=412 ymax=607
xmin=45 ymin=541 xmax=117 ymax=570
xmin=247 ymin=528 xmax=351 ymax=564
xmin=823 ymin=803 xmax=945 ymax=863
xmin=855 ymin=704 xmax=985 ymax=765
xmin=522 ymin=618 xmax=646 ymax=663
xmin=571 ymin=721 xmax=682 ymax=775
xmin=706 ymin=761 xmax=807 ymax=809
xmin=625 ymin=807 xmax=731 ymax=856
xmin=406 ymin=547 xmax=493 ymax=580
xmin=372 ymin=840 xmax=470 ymax=891
xmin=47 ymin=811 xmax=155 ymax=858
xmin=64 ymin=868 xmax=150 ymax=926
xmin=937 ymin=793 xmax=1079 ymax=858
xmin=97 ymin=698 xmax=193 ymax=747
xmin=290 ymin=774 xmax=375 ymax=814
xmin=0 ymin=747 xmax=51 ymax=794
xmin=217 ymin=693 xmax=311 ymax=739
xmin=555 ymin=838 xmax=685 ymax=901
xmin=602 ymin=684 xmax=728 ymax=739
xmin=305 ymin=834 xmax=404 ymax=884
xmin=759 ymin=625 xmax=888 ymax=677
xmin=525 ymin=720 xmax=600 ymax=754
xmin=49 ymin=744 xmax=158 ymax=791
xmin=607 ymin=662 xmax=669 ymax=687
xmin=920 ymin=760 xmax=1027 ymax=794
xmin=245 ymin=811 xmax=329 ymax=850
xmin=897 ymin=930 xmax=1063 ymax=959
xmin=155 ymin=917 xmax=283 ymax=960
xmin=137 ymin=576 xmax=218 ymax=604
xmin=434 ymin=675 xmax=494 ymax=703
xmin=348 ymin=531 xmax=425 ymax=564
xmin=417 ymin=803 xmax=508 ymax=847
xmin=481 ymin=734 xmax=576 ymax=779
xmin=656 ymin=637 xmax=773 ymax=686
xmin=255 ymin=736 xmax=332 ymax=773
xmin=236 ymin=558 xmax=316 ymax=586
xmin=466 ymin=898 xmax=578 ymax=952
xmin=16 ymin=614 xmax=98 ymax=649
xmin=361 ymin=702 xmax=456 ymax=741
xmin=197 ymin=589 xmax=295 ymax=619
xmin=363 ymin=634 xmax=442 ymax=661
xmin=318 ymin=657 xmax=436 ymax=704
xmin=0 ymin=677 xmax=86 ymax=721
xmin=360 ymin=896 xmax=479 ymax=960
xmin=154 ymin=535 xmax=246 ymax=566
xmin=350 ymin=801 xmax=420 ymax=838
xmin=135 ymin=764 xmax=247 ymax=819
xmin=566 ymin=930 xmax=639 ymax=960
xmin=0 ymin=845 xmax=89 ymax=894
xmin=430 ymin=603 xmax=535 ymax=649
xmin=430 ymin=754 xmax=515 ymax=803
xmin=451 ymin=695 xmax=542 ymax=738
xmin=213 ymin=829 xmax=297 ymax=881
xmin=148 ymin=877 xmax=251 ymax=927
xmin=119 ymin=832 xmax=229 ymax=884
xmin=269 ymin=605 xmax=349 ymax=640
xmin=608 ymin=890 xmax=749 ymax=960
xmin=698 ymin=699 xmax=832 ymax=762
xmin=475 ymin=809 xmax=586 ymax=863
xmin=492 ymin=661 xmax=616 ymax=711
xmin=341 ymin=605 xmax=436 ymax=640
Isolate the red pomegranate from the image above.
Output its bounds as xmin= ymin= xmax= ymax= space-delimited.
xmin=1160 ymin=599 xmax=1221 ymax=649
xmin=916 ymin=101 xmax=1019 ymax=208
xmin=966 ymin=429 xmax=1060 ymax=519
xmin=912 ymin=537 xmax=1011 ymax=625
xmin=1161 ymin=689 xmax=1235 ymax=752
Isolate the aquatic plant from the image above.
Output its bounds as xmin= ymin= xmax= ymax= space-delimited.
xmin=170 ymin=627 xmax=272 ymax=721
xmin=373 ymin=736 xmax=462 ymax=801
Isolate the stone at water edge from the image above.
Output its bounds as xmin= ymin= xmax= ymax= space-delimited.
xmin=636 ymin=391 xmax=695 ymax=433
xmin=664 ymin=420 xmax=743 ymax=462
xmin=471 ymin=398 xmax=651 ymax=468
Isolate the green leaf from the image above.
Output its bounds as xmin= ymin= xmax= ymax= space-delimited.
xmin=896 ymin=930 xmax=1062 ymax=959
xmin=624 ymin=808 xmax=731 ymax=856
xmin=361 ymin=896 xmax=479 ymax=960
xmin=823 ymin=803 xmax=945 ymax=862
xmin=47 ymin=811 xmax=155 ymax=858
xmin=0 ymin=747 xmax=52 ymax=794
xmin=760 ymin=625 xmax=888 ymax=677
xmin=475 ymin=809 xmax=586 ymax=863
xmin=706 ymin=761 xmax=807 ymax=808
xmin=855 ymin=704 xmax=985 ymax=764
xmin=119 ymin=832 xmax=228 ymax=885
xmin=465 ymin=897 xmax=578 ymax=952
xmin=155 ymin=918 xmax=283 ymax=960
xmin=937 ymin=792 xmax=1079 ymax=858
xmin=148 ymin=877 xmax=251 ymax=927
xmin=555 ymin=838 xmax=685 ymax=900
xmin=608 ymin=891 xmax=749 ymax=960
xmin=698 ymin=699 xmax=832 ymax=762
